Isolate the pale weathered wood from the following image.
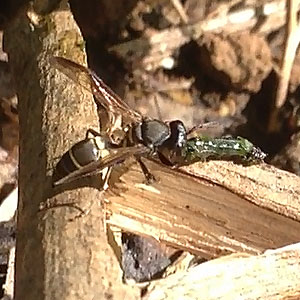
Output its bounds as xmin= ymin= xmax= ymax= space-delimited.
xmin=183 ymin=161 xmax=300 ymax=221
xmin=144 ymin=242 xmax=300 ymax=300
xmin=104 ymin=159 xmax=300 ymax=258
xmin=4 ymin=1 xmax=139 ymax=299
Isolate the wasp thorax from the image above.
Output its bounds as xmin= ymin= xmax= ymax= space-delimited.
xmin=132 ymin=119 xmax=170 ymax=149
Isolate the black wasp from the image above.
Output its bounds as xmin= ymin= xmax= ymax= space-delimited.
xmin=51 ymin=56 xmax=189 ymax=186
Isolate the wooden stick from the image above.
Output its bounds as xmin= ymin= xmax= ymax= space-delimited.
xmin=4 ymin=2 xmax=139 ymax=299
xmin=144 ymin=242 xmax=300 ymax=300
xmin=104 ymin=159 xmax=300 ymax=258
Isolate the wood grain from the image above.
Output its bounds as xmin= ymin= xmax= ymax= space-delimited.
xmin=145 ymin=243 xmax=300 ymax=300
xmin=104 ymin=159 xmax=300 ymax=258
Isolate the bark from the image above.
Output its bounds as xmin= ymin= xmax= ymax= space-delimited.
xmin=4 ymin=1 xmax=139 ymax=299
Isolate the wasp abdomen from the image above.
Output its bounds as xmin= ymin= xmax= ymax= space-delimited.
xmin=71 ymin=139 xmax=100 ymax=166
xmin=54 ymin=138 xmax=102 ymax=182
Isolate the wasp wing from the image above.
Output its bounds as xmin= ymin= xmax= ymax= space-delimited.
xmin=50 ymin=56 xmax=142 ymax=123
xmin=53 ymin=145 xmax=150 ymax=186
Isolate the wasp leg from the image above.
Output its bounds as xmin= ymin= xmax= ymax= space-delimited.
xmin=39 ymin=199 xmax=89 ymax=221
xmin=136 ymin=157 xmax=156 ymax=184
xmin=85 ymin=128 xmax=102 ymax=139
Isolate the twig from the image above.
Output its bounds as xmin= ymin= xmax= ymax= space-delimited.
xmin=170 ymin=0 xmax=188 ymax=24
xmin=268 ymin=0 xmax=300 ymax=132
xmin=276 ymin=0 xmax=300 ymax=108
